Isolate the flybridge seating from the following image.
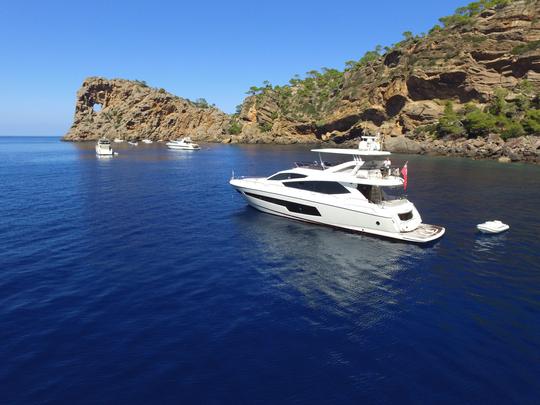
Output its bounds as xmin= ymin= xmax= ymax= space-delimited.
xmin=294 ymin=161 xmax=332 ymax=170
xmin=311 ymin=134 xmax=389 ymax=158
xmin=295 ymin=156 xmax=397 ymax=174
xmin=302 ymin=135 xmax=408 ymax=182
xmin=311 ymin=148 xmax=391 ymax=157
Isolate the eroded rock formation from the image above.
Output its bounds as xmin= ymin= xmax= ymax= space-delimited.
xmin=64 ymin=1 xmax=540 ymax=163
xmin=63 ymin=77 xmax=229 ymax=142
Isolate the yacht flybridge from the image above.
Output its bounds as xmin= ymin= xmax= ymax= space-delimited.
xmin=230 ymin=136 xmax=445 ymax=243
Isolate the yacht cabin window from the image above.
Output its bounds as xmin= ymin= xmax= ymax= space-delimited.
xmin=357 ymin=185 xmax=404 ymax=203
xmin=285 ymin=181 xmax=350 ymax=194
xmin=268 ymin=173 xmax=307 ymax=181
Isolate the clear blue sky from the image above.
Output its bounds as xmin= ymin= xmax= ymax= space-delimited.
xmin=0 ymin=0 xmax=467 ymax=135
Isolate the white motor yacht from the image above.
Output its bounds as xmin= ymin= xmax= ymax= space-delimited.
xmin=95 ymin=138 xmax=116 ymax=156
xmin=166 ymin=137 xmax=200 ymax=150
xmin=142 ymin=139 xmax=153 ymax=144
xmin=230 ymin=136 xmax=445 ymax=244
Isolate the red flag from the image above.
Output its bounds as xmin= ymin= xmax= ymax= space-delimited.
xmin=401 ymin=162 xmax=408 ymax=191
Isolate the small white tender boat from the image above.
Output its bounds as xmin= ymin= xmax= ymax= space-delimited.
xmin=128 ymin=141 xmax=139 ymax=146
xmin=477 ymin=220 xmax=509 ymax=234
xmin=166 ymin=137 xmax=200 ymax=150
xmin=142 ymin=139 xmax=153 ymax=144
xmin=113 ymin=138 xmax=124 ymax=143
xmin=95 ymin=138 xmax=116 ymax=156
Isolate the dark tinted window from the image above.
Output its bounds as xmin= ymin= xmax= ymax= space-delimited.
xmin=244 ymin=192 xmax=321 ymax=216
xmin=357 ymin=185 xmax=383 ymax=204
xmin=357 ymin=184 xmax=371 ymax=199
xmin=398 ymin=211 xmax=413 ymax=221
xmin=268 ymin=172 xmax=307 ymax=181
xmin=285 ymin=181 xmax=350 ymax=194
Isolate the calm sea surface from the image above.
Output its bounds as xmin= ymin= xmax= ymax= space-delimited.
xmin=1 ymin=136 xmax=539 ymax=404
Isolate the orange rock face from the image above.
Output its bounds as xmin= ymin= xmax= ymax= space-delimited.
xmin=63 ymin=77 xmax=229 ymax=142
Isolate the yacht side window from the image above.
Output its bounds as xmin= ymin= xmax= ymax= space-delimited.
xmin=285 ymin=181 xmax=350 ymax=194
xmin=268 ymin=173 xmax=307 ymax=181
xmin=357 ymin=184 xmax=383 ymax=204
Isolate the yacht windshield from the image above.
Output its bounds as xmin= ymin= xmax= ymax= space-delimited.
xmin=357 ymin=185 xmax=405 ymax=203
xmin=381 ymin=186 xmax=406 ymax=201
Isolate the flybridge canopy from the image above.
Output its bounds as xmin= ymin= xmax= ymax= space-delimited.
xmin=311 ymin=148 xmax=391 ymax=156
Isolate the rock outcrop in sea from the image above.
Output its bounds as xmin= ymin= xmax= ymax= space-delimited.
xmin=63 ymin=77 xmax=229 ymax=142
xmin=64 ymin=0 xmax=540 ymax=163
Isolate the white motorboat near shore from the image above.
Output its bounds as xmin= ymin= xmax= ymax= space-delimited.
xmin=142 ymin=139 xmax=153 ymax=144
xmin=230 ymin=136 xmax=445 ymax=244
xmin=477 ymin=220 xmax=509 ymax=234
xmin=95 ymin=138 xmax=116 ymax=156
xmin=166 ymin=137 xmax=200 ymax=150
xmin=128 ymin=141 xmax=138 ymax=146
xmin=113 ymin=138 xmax=124 ymax=143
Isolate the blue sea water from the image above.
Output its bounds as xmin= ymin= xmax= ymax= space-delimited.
xmin=0 ymin=136 xmax=539 ymax=404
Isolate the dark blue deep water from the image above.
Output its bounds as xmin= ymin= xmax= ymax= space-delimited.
xmin=1 ymin=136 xmax=539 ymax=404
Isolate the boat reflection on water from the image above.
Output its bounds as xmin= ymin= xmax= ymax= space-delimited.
xmin=233 ymin=207 xmax=434 ymax=319
xmin=474 ymin=233 xmax=509 ymax=252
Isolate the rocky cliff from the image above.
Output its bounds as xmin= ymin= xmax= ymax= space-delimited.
xmin=231 ymin=0 xmax=540 ymax=162
xmin=63 ymin=77 xmax=229 ymax=142
xmin=64 ymin=1 xmax=540 ymax=163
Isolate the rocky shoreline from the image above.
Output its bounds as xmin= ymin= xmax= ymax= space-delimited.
xmin=67 ymin=133 xmax=540 ymax=164
xmin=384 ymin=134 xmax=540 ymax=164
xmin=211 ymin=133 xmax=540 ymax=164
xmin=63 ymin=1 xmax=540 ymax=165
xmin=61 ymin=75 xmax=539 ymax=164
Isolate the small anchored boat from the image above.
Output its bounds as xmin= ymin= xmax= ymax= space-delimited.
xmin=477 ymin=220 xmax=509 ymax=234
xmin=128 ymin=140 xmax=139 ymax=146
xmin=113 ymin=138 xmax=124 ymax=143
xmin=166 ymin=137 xmax=200 ymax=150
xmin=95 ymin=138 xmax=117 ymax=157
xmin=142 ymin=139 xmax=153 ymax=144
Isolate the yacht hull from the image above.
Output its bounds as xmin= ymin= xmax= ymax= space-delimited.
xmin=95 ymin=147 xmax=114 ymax=156
xmin=167 ymin=145 xmax=200 ymax=150
xmin=231 ymin=181 xmax=444 ymax=244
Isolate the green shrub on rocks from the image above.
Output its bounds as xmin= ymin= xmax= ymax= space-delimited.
xmin=228 ymin=119 xmax=242 ymax=135
xmin=522 ymin=109 xmax=540 ymax=134
xmin=463 ymin=108 xmax=497 ymax=137
xmin=500 ymin=120 xmax=525 ymax=140
xmin=512 ymin=40 xmax=540 ymax=55
xmin=487 ymin=88 xmax=510 ymax=116
xmin=436 ymin=101 xmax=465 ymax=137
xmin=430 ymin=81 xmax=539 ymax=140
xmin=241 ymin=0 xmax=529 ymax=138
xmin=192 ymin=98 xmax=210 ymax=109
xmin=246 ymin=66 xmax=345 ymax=124
xmin=134 ymin=80 xmax=148 ymax=87
xmin=439 ymin=0 xmax=513 ymax=28
xmin=259 ymin=122 xmax=273 ymax=132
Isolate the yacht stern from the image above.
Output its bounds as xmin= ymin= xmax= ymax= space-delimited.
xmin=398 ymin=224 xmax=445 ymax=243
